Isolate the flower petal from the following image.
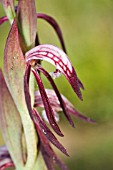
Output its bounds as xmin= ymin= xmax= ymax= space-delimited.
xmin=37 ymin=13 xmax=67 ymax=53
xmin=25 ymin=44 xmax=82 ymax=100
xmin=32 ymin=68 xmax=63 ymax=137
xmin=33 ymin=109 xmax=69 ymax=156
xmin=32 ymin=109 xmax=68 ymax=170
xmin=36 ymin=65 xmax=75 ymax=127
xmin=34 ymin=89 xmax=95 ymax=123
xmin=0 ymin=16 xmax=8 ymax=26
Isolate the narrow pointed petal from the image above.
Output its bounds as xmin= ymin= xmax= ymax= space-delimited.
xmin=40 ymin=144 xmax=68 ymax=170
xmin=37 ymin=13 xmax=67 ymax=53
xmin=32 ymin=68 xmax=63 ymax=137
xmin=24 ymin=64 xmax=32 ymax=116
xmin=4 ymin=19 xmax=38 ymax=169
xmin=36 ymin=65 xmax=75 ymax=127
xmin=25 ymin=44 xmax=82 ymax=100
xmin=41 ymin=144 xmax=68 ymax=170
xmin=35 ymin=89 xmax=95 ymax=123
xmin=33 ymin=109 xmax=69 ymax=156
xmin=78 ymin=78 xmax=84 ymax=90
xmin=0 ymin=70 xmax=24 ymax=168
xmin=0 ymin=16 xmax=8 ymax=26
xmin=32 ymin=110 xmax=68 ymax=170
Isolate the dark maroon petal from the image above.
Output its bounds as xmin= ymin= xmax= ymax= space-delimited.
xmin=40 ymin=145 xmax=54 ymax=170
xmin=68 ymin=66 xmax=83 ymax=100
xmin=37 ymin=13 xmax=67 ymax=53
xmin=25 ymin=44 xmax=82 ymax=100
xmin=41 ymin=144 xmax=68 ymax=170
xmin=24 ymin=67 xmax=67 ymax=154
xmin=32 ymin=110 xmax=68 ymax=170
xmin=67 ymin=107 xmax=96 ymax=123
xmin=36 ymin=65 xmax=75 ymax=127
xmin=32 ymin=68 xmax=63 ymax=137
xmin=33 ymin=109 xmax=69 ymax=156
xmin=78 ymin=78 xmax=84 ymax=90
xmin=0 ymin=16 xmax=8 ymax=25
xmin=24 ymin=64 xmax=33 ymax=117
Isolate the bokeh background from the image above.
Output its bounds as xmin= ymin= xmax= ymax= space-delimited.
xmin=0 ymin=0 xmax=113 ymax=169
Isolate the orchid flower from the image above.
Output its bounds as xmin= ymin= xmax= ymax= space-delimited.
xmin=0 ymin=1 xmax=95 ymax=170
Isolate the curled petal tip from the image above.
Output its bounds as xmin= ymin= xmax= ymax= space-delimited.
xmin=25 ymin=44 xmax=83 ymax=100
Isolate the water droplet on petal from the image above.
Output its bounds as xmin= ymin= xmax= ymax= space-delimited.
xmin=49 ymin=71 xmax=61 ymax=79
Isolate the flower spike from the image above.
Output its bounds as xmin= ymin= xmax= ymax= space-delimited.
xmin=25 ymin=44 xmax=82 ymax=100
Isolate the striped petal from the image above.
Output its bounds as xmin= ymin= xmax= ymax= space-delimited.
xmin=25 ymin=44 xmax=82 ymax=100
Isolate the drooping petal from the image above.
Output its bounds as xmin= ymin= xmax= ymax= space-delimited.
xmin=33 ymin=109 xmax=69 ymax=156
xmin=24 ymin=66 xmax=68 ymax=158
xmin=0 ymin=16 xmax=8 ymax=26
xmin=37 ymin=13 xmax=67 ymax=53
xmin=32 ymin=109 xmax=68 ymax=170
xmin=0 ymin=70 xmax=24 ymax=169
xmin=36 ymin=65 xmax=75 ymax=127
xmin=34 ymin=89 xmax=95 ymax=123
xmin=25 ymin=44 xmax=82 ymax=100
xmin=32 ymin=68 xmax=63 ymax=137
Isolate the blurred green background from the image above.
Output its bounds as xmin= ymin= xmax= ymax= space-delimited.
xmin=0 ymin=0 xmax=113 ymax=169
